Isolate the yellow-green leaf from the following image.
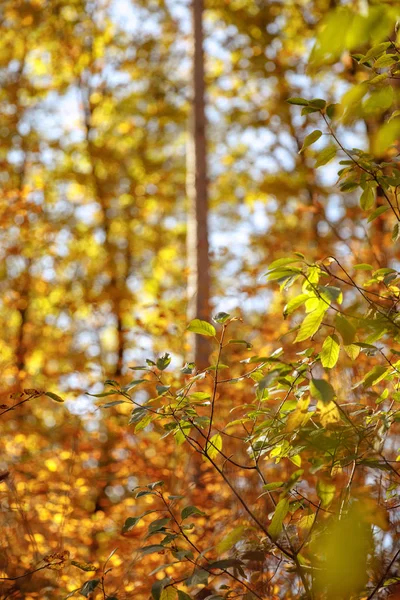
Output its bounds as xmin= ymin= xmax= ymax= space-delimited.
xmin=295 ymin=307 xmax=326 ymax=343
xmin=335 ymin=314 xmax=356 ymax=345
xmin=320 ymin=334 xmax=340 ymax=369
xmin=205 ymin=433 xmax=222 ymax=460
xmin=187 ymin=319 xmax=216 ymax=337
xmin=344 ymin=344 xmax=360 ymax=360
xmin=317 ymin=479 xmax=336 ymax=507
xmin=217 ymin=526 xmax=246 ymax=554
xmin=268 ymin=497 xmax=290 ymax=540
xmin=317 ymin=399 xmax=341 ymax=427
xmin=160 ymin=587 xmax=177 ymax=600
xmin=315 ymin=144 xmax=336 ymax=168
xmin=298 ymin=513 xmax=316 ymax=530
xmin=283 ymin=293 xmax=309 ymax=317
xmin=299 ymin=130 xmax=322 ymax=153
xmin=286 ymin=397 xmax=310 ymax=432
xmin=310 ymin=378 xmax=335 ymax=403
xmin=360 ymin=185 xmax=375 ymax=210
xmin=45 ymin=392 xmax=64 ymax=403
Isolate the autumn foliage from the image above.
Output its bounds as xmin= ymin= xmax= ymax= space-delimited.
xmin=1 ymin=1 xmax=400 ymax=600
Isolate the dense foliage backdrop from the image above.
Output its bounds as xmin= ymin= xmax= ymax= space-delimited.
xmin=1 ymin=1 xmax=400 ymax=599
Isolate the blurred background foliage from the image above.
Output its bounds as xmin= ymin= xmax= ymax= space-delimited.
xmin=0 ymin=0 xmax=399 ymax=598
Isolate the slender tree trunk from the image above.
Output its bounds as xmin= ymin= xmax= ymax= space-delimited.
xmin=187 ymin=0 xmax=211 ymax=371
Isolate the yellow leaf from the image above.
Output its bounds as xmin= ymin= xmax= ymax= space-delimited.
xmin=160 ymin=587 xmax=177 ymax=600
xmin=205 ymin=433 xmax=222 ymax=460
xmin=317 ymin=400 xmax=341 ymax=427
xmin=295 ymin=307 xmax=326 ymax=343
xmin=286 ymin=397 xmax=310 ymax=432
xmin=298 ymin=513 xmax=315 ymax=530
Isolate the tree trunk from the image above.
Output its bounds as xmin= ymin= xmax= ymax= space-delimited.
xmin=187 ymin=0 xmax=211 ymax=371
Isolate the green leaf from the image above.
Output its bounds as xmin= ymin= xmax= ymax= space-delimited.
xmin=287 ymin=97 xmax=309 ymax=106
xmin=326 ymin=103 xmax=342 ymax=119
xmin=367 ymin=205 xmax=389 ymax=222
xmin=87 ymin=391 xmax=117 ymax=398
xmin=283 ymin=294 xmax=309 ymax=317
xmin=309 ymin=98 xmax=326 ymax=109
xmin=140 ymin=545 xmax=166 ymax=555
xmin=148 ymin=480 xmax=164 ymax=490
xmin=268 ymin=497 xmax=290 ymax=540
xmin=267 ymin=257 xmax=301 ymax=270
xmin=181 ymin=505 xmax=206 ymax=520
xmin=160 ymin=589 xmax=177 ymax=600
xmin=360 ymin=365 xmax=389 ymax=388
xmin=135 ymin=490 xmax=156 ymax=498
xmin=316 ymin=479 xmax=336 ymax=507
xmin=216 ymin=526 xmax=246 ymax=554
xmin=174 ymin=421 xmax=191 ymax=445
xmin=186 ymin=568 xmax=209 ymax=586
xmin=299 ymin=130 xmax=322 ymax=153
xmin=353 ymin=263 xmax=373 ymax=271
xmin=392 ymin=223 xmax=400 ymax=243
xmin=310 ymin=378 xmax=335 ymax=403
xmin=266 ymin=267 xmax=301 ymax=283
xmin=80 ymin=580 xmax=100 ymax=597
xmin=177 ymin=592 xmax=192 ymax=600
xmin=335 ymin=314 xmax=356 ymax=345
xmin=360 ymin=42 xmax=391 ymax=63
xmin=156 ymin=385 xmax=171 ymax=396
xmin=321 ymin=334 xmax=340 ymax=369
xmin=213 ymin=312 xmax=231 ymax=323
xmin=319 ymin=286 xmax=342 ymax=304
xmin=152 ymin=578 xmax=171 ymax=600
xmin=181 ymin=362 xmax=195 ymax=374
xmin=157 ymin=353 xmax=171 ymax=371
xmin=187 ymin=319 xmax=216 ymax=337
xmin=102 ymin=400 xmax=126 ymax=408
xmin=374 ymin=53 xmax=397 ymax=68
xmin=129 ymin=407 xmax=149 ymax=425
xmin=302 ymin=106 xmax=320 ymax=115
xmin=368 ymin=72 xmax=389 ymax=85
xmin=135 ymin=413 xmax=152 ymax=432
xmin=45 ymin=391 xmax=64 ymax=403
xmin=122 ymin=510 xmax=154 ymax=533
xmin=374 ymin=120 xmax=400 ymax=156
xmin=124 ymin=379 xmax=146 ymax=390
xmin=344 ymin=344 xmax=360 ymax=360
xmin=295 ymin=307 xmax=327 ymax=343
xmin=388 ymin=110 xmax=400 ymax=124
xmin=315 ymin=144 xmax=337 ymax=168
xmin=262 ymin=481 xmax=284 ymax=492
xmin=188 ymin=391 xmax=210 ymax=401
xmin=360 ymin=185 xmax=375 ymax=210
xmin=148 ymin=517 xmax=170 ymax=533
xmin=227 ymin=339 xmax=252 ymax=349
xmin=364 ymin=86 xmax=394 ymax=115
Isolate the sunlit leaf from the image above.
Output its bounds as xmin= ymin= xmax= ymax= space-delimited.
xmin=268 ymin=498 xmax=290 ymax=540
xmin=295 ymin=307 xmax=327 ymax=343
xmin=205 ymin=433 xmax=222 ymax=460
xmin=299 ymin=130 xmax=322 ymax=153
xmin=187 ymin=319 xmax=216 ymax=337
xmin=320 ymin=334 xmax=340 ymax=369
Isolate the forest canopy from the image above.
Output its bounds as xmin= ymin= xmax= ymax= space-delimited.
xmin=1 ymin=1 xmax=400 ymax=599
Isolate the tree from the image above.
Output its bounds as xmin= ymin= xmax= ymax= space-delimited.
xmin=187 ymin=0 xmax=211 ymax=371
